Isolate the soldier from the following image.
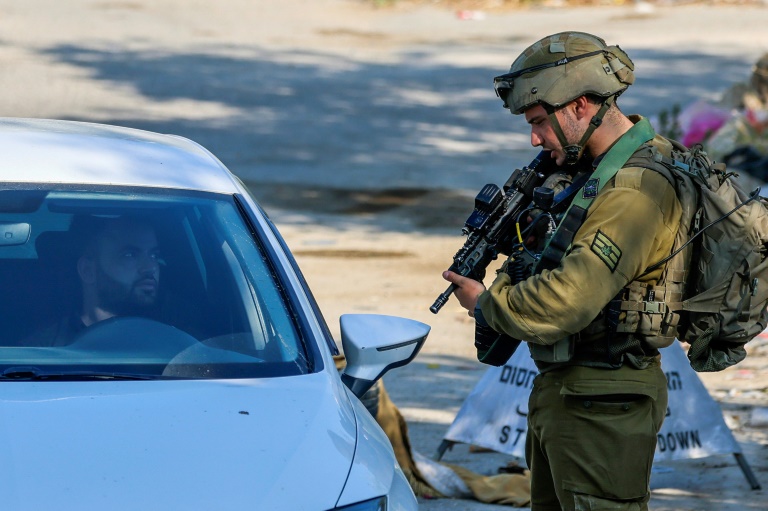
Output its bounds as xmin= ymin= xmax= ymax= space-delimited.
xmin=443 ymin=32 xmax=684 ymax=510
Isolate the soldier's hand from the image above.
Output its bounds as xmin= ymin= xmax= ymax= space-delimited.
xmin=442 ymin=271 xmax=486 ymax=316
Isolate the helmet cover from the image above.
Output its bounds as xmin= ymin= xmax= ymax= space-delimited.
xmin=494 ymin=32 xmax=635 ymax=114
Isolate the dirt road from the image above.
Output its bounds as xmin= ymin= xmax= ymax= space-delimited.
xmin=1 ymin=1 xmax=766 ymax=508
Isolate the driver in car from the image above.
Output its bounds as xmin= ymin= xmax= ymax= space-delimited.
xmin=25 ymin=215 xmax=163 ymax=346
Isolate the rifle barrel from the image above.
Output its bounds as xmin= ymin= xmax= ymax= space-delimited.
xmin=430 ymin=283 xmax=457 ymax=314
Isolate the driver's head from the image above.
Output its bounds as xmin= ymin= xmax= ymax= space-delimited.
xmin=75 ymin=216 xmax=162 ymax=320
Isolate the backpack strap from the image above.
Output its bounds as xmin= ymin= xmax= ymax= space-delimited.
xmin=534 ymin=117 xmax=656 ymax=274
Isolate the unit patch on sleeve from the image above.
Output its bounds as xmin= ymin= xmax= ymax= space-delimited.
xmin=591 ymin=230 xmax=622 ymax=272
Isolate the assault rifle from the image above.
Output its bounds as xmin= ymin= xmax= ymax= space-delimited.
xmin=430 ymin=151 xmax=552 ymax=314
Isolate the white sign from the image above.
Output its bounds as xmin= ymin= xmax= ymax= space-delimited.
xmin=444 ymin=341 xmax=741 ymax=463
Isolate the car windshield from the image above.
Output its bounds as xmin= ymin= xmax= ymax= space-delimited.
xmin=0 ymin=186 xmax=310 ymax=380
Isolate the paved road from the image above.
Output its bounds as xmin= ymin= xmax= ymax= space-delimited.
xmin=1 ymin=1 xmax=767 ymax=197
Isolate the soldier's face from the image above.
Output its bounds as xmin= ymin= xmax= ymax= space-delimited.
xmin=525 ymin=103 xmax=584 ymax=166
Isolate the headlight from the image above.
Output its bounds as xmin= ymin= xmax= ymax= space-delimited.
xmin=332 ymin=496 xmax=387 ymax=511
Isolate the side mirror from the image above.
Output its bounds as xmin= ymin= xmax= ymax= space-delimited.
xmin=339 ymin=314 xmax=429 ymax=399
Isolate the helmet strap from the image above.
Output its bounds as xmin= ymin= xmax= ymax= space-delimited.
xmin=544 ymin=95 xmax=616 ymax=165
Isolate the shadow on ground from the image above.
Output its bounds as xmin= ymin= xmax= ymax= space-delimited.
xmin=35 ymin=43 xmax=756 ymax=235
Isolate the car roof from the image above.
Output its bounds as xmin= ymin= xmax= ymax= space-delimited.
xmin=0 ymin=118 xmax=242 ymax=193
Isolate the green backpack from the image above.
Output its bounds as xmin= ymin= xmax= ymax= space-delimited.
xmin=629 ymin=142 xmax=768 ymax=372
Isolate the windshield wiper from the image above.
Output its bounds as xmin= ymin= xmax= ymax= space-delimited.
xmin=0 ymin=367 xmax=156 ymax=381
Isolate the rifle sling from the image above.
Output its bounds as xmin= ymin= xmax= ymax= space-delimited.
xmin=537 ymin=204 xmax=589 ymax=272
xmin=533 ymin=118 xmax=656 ymax=275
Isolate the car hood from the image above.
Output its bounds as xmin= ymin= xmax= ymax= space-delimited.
xmin=0 ymin=372 xmax=357 ymax=510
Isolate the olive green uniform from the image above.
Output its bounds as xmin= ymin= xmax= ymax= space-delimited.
xmin=477 ymin=127 xmax=681 ymax=510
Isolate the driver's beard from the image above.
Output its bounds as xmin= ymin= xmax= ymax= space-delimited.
xmin=96 ymin=268 xmax=159 ymax=318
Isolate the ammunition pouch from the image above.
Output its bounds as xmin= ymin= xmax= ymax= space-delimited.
xmin=529 ymin=336 xmax=574 ymax=363
xmin=607 ymin=279 xmax=684 ymax=349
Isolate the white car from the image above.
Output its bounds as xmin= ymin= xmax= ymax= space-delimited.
xmin=0 ymin=118 xmax=427 ymax=510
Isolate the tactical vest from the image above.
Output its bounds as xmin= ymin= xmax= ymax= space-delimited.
xmin=531 ymin=125 xmax=683 ymax=371
xmin=571 ymin=139 xmax=684 ymax=370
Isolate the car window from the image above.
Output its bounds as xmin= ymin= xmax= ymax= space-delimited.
xmin=243 ymin=194 xmax=340 ymax=357
xmin=0 ymin=186 xmax=310 ymax=379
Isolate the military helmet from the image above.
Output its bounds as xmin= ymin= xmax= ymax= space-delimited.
xmin=494 ymin=32 xmax=635 ymax=114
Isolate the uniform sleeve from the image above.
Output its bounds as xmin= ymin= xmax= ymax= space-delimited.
xmin=477 ymin=167 xmax=681 ymax=345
